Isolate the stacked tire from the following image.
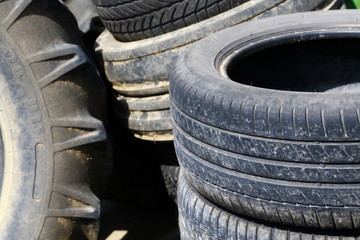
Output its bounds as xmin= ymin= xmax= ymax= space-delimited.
xmin=170 ymin=10 xmax=360 ymax=239
xmin=93 ymin=0 xmax=342 ymax=201
xmin=94 ymin=0 xmax=341 ymax=141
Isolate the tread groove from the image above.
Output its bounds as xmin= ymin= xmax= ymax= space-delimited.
xmin=38 ymin=53 xmax=86 ymax=89
xmin=321 ymin=109 xmax=327 ymax=137
xmin=279 ymin=107 xmax=283 ymax=135
xmin=53 ymin=184 xmax=98 ymax=207
xmin=305 ymin=108 xmax=311 ymax=136
xmin=292 ymin=108 xmax=297 ymax=136
xmin=2 ymin=0 xmax=32 ymax=29
xmin=339 ymin=109 xmax=348 ymax=137
xmin=253 ymin=104 xmax=257 ymax=132
xmin=53 ymin=128 xmax=106 ymax=152
xmin=266 ymin=105 xmax=271 ymax=134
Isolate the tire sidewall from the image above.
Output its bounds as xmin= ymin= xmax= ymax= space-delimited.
xmin=172 ymin=10 xmax=360 ymax=105
xmin=170 ymin=10 xmax=360 ymax=140
xmin=0 ymin=32 xmax=52 ymax=239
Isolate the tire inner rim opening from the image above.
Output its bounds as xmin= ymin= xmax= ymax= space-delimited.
xmin=223 ymin=32 xmax=360 ymax=93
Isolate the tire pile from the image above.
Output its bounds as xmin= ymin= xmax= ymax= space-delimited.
xmin=94 ymin=0 xmax=340 ymax=141
xmin=89 ymin=0 xmax=360 ymax=239
xmin=171 ymin=9 xmax=360 ymax=239
xmin=93 ymin=0 xmax=342 ymax=203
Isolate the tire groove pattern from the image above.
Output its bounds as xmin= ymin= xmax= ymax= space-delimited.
xmin=94 ymin=0 xmax=246 ymax=41
xmin=179 ymin=172 xmax=360 ymax=239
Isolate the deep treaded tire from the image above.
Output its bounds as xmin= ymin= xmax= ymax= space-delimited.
xmin=178 ymin=171 xmax=360 ymax=240
xmin=0 ymin=0 xmax=109 ymax=239
xmin=171 ymin=10 xmax=360 ymax=230
xmin=92 ymin=0 xmax=246 ymax=42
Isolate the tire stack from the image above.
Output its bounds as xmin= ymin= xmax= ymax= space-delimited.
xmin=170 ymin=10 xmax=360 ymax=239
xmin=92 ymin=0 xmax=342 ymax=202
xmin=94 ymin=0 xmax=341 ymax=141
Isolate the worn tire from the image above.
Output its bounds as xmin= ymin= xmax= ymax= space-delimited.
xmin=92 ymin=0 xmax=247 ymax=42
xmin=96 ymin=0 xmax=340 ymax=96
xmin=117 ymin=93 xmax=169 ymax=112
xmin=178 ymin=171 xmax=360 ymax=240
xmin=96 ymin=0 xmax=340 ymax=141
xmin=63 ymin=0 xmax=99 ymax=34
xmin=93 ymin=0 xmax=341 ymax=42
xmin=158 ymin=142 xmax=180 ymax=200
xmin=115 ymin=93 xmax=172 ymax=140
xmin=171 ymin=10 xmax=360 ymax=229
xmin=115 ymin=98 xmax=173 ymax=141
xmin=0 ymin=0 xmax=110 ymax=239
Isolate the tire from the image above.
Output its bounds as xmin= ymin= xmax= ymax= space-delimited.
xmin=0 ymin=0 xmax=110 ymax=239
xmin=115 ymin=93 xmax=172 ymax=141
xmin=161 ymin=164 xmax=180 ymax=200
xmin=63 ymin=0 xmax=99 ymax=34
xmin=96 ymin=0 xmax=340 ymax=141
xmin=92 ymin=0 xmax=247 ymax=42
xmin=170 ymin=10 xmax=360 ymax=229
xmin=115 ymin=99 xmax=173 ymax=141
xmin=93 ymin=0 xmax=341 ymax=42
xmin=117 ymin=93 xmax=169 ymax=112
xmin=158 ymin=142 xmax=180 ymax=200
xmin=178 ymin=170 xmax=360 ymax=240
xmin=96 ymin=0 xmax=340 ymax=96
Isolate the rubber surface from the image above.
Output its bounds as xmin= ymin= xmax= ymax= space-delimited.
xmin=96 ymin=0 xmax=340 ymax=95
xmin=95 ymin=0 xmax=340 ymax=141
xmin=117 ymin=93 xmax=169 ymax=112
xmin=92 ymin=0 xmax=246 ymax=41
xmin=63 ymin=0 xmax=99 ymax=33
xmin=170 ymin=10 xmax=360 ymax=142
xmin=178 ymin=171 xmax=360 ymax=239
xmin=114 ymin=92 xmax=172 ymax=140
xmin=161 ymin=164 xmax=180 ymax=200
xmin=0 ymin=0 xmax=110 ymax=239
xmin=171 ymin=10 xmax=360 ymax=230
xmin=116 ymin=105 xmax=172 ymax=132
xmin=158 ymin=142 xmax=180 ymax=200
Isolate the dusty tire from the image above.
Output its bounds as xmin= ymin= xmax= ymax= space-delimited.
xmin=178 ymin=170 xmax=360 ymax=240
xmin=171 ymin=10 xmax=360 ymax=229
xmin=161 ymin=164 xmax=180 ymax=200
xmin=92 ymin=0 xmax=247 ymax=42
xmin=63 ymin=0 xmax=99 ymax=34
xmin=0 ymin=0 xmax=110 ymax=239
xmin=92 ymin=0 xmax=341 ymax=42
xmin=115 ymin=93 xmax=173 ymax=141
xmin=96 ymin=0 xmax=340 ymax=141
xmin=158 ymin=142 xmax=180 ymax=200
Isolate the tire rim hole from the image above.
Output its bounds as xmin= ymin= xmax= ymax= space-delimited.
xmin=226 ymin=37 xmax=360 ymax=93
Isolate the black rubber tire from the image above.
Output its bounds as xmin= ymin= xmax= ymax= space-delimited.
xmin=158 ymin=142 xmax=180 ymax=200
xmin=62 ymin=0 xmax=99 ymax=34
xmin=114 ymin=92 xmax=172 ymax=140
xmin=170 ymin=10 xmax=360 ymax=230
xmin=117 ymin=93 xmax=169 ymax=112
xmin=115 ymin=104 xmax=173 ymax=140
xmin=96 ymin=0 xmax=340 ymax=141
xmin=96 ymin=0 xmax=341 ymax=97
xmin=178 ymin=171 xmax=360 ymax=240
xmin=92 ymin=0 xmax=247 ymax=42
xmin=0 ymin=0 xmax=110 ymax=239
xmin=161 ymin=164 xmax=180 ymax=200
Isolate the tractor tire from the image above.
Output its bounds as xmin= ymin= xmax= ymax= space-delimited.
xmin=0 ymin=0 xmax=110 ymax=239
